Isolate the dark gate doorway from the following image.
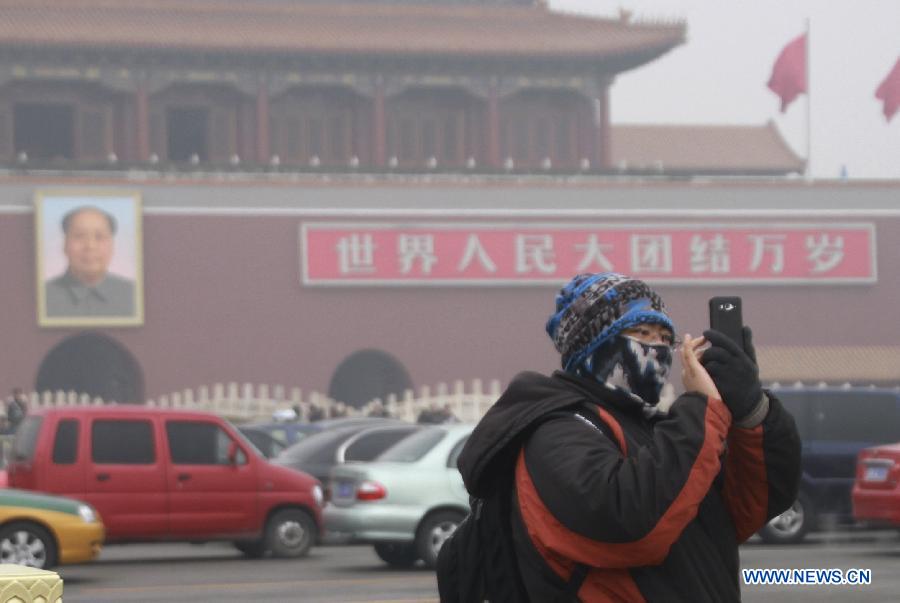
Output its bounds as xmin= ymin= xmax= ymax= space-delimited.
xmin=14 ymin=103 xmax=75 ymax=160
xmin=35 ymin=333 xmax=144 ymax=403
xmin=167 ymin=106 xmax=209 ymax=161
xmin=328 ymin=349 xmax=413 ymax=409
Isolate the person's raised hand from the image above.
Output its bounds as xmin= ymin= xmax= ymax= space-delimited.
xmin=700 ymin=326 xmax=763 ymax=422
xmin=681 ymin=334 xmax=721 ymax=402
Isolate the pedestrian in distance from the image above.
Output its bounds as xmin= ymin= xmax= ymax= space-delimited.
xmin=416 ymin=402 xmax=442 ymax=424
xmin=417 ymin=402 xmax=457 ymax=424
xmin=5 ymin=388 xmax=28 ymax=434
xmin=366 ymin=400 xmax=392 ymax=418
xmin=448 ymin=272 xmax=802 ymax=602
xmin=308 ymin=404 xmax=325 ymax=423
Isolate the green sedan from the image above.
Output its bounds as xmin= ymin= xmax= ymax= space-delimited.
xmin=0 ymin=488 xmax=104 ymax=569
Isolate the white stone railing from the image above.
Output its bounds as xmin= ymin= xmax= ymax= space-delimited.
xmin=22 ymin=378 xmax=505 ymax=424
xmin=21 ymin=384 xmax=332 ymax=423
xmin=145 ymin=383 xmax=330 ymax=423
xmin=359 ymin=378 xmax=504 ymax=423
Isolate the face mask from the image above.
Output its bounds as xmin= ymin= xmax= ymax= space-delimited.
xmin=578 ymin=334 xmax=673 ymax=408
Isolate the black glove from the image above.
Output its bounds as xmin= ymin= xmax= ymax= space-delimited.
xmin=700 ymin=326 xmax=763 ymax=422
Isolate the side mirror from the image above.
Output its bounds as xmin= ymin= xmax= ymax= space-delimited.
xmin=228 ymin=441 xmax=239 ymax=466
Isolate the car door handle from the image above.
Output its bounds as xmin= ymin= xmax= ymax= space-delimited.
xmin=177 ymin=473 xmax=192 ymax=482
xmin=96 ymin=473 xmax=110 ymax=482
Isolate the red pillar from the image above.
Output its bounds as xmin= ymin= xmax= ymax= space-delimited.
xmin=596 ymin=84 xmax=611 ymax=170
xmin=256 ymin=82 xmax=270 ymax=164
xmin=135 ymin=82 xmax=149 ymax=162
xmin=373 ymin=82 xmax=386 ymax=167
xmin=487 ymin=83 xmax=500 ymax=169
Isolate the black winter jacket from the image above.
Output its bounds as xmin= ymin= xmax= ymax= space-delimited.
xmin=457 ymin=371 xmax=801 ymax=602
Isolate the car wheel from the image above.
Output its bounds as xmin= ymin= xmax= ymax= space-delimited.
xmin=415 ymin=511 xmax=464 ymax=569
xmin=233 ymin=539 xmax=267 ymax=558
xmin=758 ymin=492 xmax=814 ymax=544
xmin=0 ymin=522 xmax=58 ymax=569
xmin=266 ymin=509 xmax=316 ymax=558
xmin=373 ymin=542 xmax=418 ymax=568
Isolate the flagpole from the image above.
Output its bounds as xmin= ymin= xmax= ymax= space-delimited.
xmin=805 ymin=17 xmax=811 ymax=181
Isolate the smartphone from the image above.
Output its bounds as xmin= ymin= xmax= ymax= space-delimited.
xmin=709 ymin=296 xmax=744 ymax=347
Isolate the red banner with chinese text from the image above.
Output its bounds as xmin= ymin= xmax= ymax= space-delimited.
xmin=300 ymin=222 xmax=875 ymax=286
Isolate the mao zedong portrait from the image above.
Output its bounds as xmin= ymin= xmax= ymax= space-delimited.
xmin=44 ymin=206 xmax=135 ymax=318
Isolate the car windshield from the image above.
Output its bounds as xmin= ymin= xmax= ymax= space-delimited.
xmin=230 ymin=423 xmax=265 ymax=458
xmin=376 ymin=428 xmax=446 ymax=463
xmin=277 ymin=427 xmax=359 ymax=463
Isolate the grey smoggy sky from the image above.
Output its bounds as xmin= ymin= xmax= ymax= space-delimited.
xmin=551 ymin=0 xmax=900 ymax=179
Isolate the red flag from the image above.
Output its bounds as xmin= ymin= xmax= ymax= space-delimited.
xmin=767 ymin=34 xmax=807 ymax=112
xmin=875 ymin=57 xmax=900 ymax=122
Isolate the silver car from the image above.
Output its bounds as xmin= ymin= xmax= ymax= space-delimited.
xmin=324 ymin=423 xmax=473 ymax=568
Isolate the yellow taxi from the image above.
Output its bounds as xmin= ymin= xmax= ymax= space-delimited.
xmin=0 ymin=488 xmax=104 ymax=569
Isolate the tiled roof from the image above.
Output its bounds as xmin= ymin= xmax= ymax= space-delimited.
xmin=611 ymin=121 xmax=805 ymax=175
xmin=758 ymin=346 xmax=900 ymax=384
xmin=0 ymin=0 xmax=685 ymax=60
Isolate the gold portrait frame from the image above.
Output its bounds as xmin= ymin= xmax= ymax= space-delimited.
xmin=35 ymin=189 xmax=145 ymax=327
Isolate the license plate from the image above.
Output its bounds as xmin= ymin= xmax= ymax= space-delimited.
xmin=336 ymin=482 xmax=354 ymax=498
xmin=864 ymin=466 xmax=889 ymax=482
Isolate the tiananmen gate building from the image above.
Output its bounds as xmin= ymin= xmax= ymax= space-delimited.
xmin=0 ymin=0 xmax=896 ymax=408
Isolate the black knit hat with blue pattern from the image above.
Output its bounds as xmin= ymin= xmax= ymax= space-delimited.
xmin=546 ymin=272 xmax=675 ymax=371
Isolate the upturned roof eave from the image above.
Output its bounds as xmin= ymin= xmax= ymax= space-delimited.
xmin=0 ymin=38 xmax=685 ymax=67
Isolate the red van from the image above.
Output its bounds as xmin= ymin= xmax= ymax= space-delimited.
xmin=7 ymin=406 xmax=323 ymax=559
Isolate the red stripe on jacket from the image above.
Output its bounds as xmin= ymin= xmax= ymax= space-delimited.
xmin=517 ymin=450 xmax=646 ymax=603
xmin=722 ymin=424 xmax=769 ymax=542
xmin=516 ymin=397 xmax=731 ymax=573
